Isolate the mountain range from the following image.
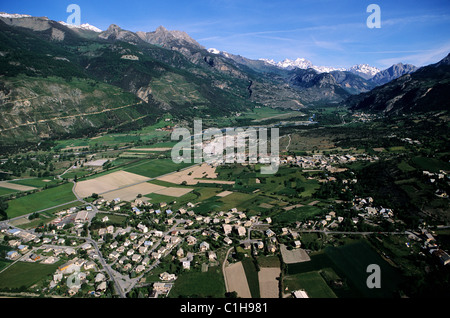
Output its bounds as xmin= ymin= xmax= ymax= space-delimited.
xmin=259 ymin=57 xmax=380 ymax=78
xmin=0 ymin=12 xmax=448 ymax=146
xmin=211 ymin=48 xmax=418 ymax=85
xmin=345 ymin=53 xmax=450 ymax=114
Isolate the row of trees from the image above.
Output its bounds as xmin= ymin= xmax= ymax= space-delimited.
xmin=0 ymin=198 xmax=8 ymax=221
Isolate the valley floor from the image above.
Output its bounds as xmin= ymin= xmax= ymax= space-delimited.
xmin=0 ymin=108 xmax=449 ymax=299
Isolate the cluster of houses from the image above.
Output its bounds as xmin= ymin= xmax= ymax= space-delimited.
xmin=422 ymin=170 xmax=448 ymax=199
xmin=106 ymin=227 xmax=168 ymax=275
xmin=351 ymin=196 xmax=395 ymax=225
xmin=99 ymin=206 xmax=258 ymax=277
xmin=3 ymin=228 xmax=38 ymax=260
xmin=0 ymin=224 xmax=112 ymax=296
xmin=350 ymin=112 xmax=378 ymax=122
xmin=52 ymin=257 xmax=107 ymax=296
xmin=279 ymin=153 xmax=378 ymax=171
xmin=49 ymin=207 xmax=91 ymax=235
xmin=294 ymin=210 xmax=344 ymax=232
xmin=1 ymin=164 xmax=447 ymax=298
xmin=406 ymin=228 xmax=450 ymax=266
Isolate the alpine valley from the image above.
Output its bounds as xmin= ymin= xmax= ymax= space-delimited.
xmin=0 ymin=11 xmax=449 ymax=302
xmin=0 ymin=12 xmax=432 ymax=148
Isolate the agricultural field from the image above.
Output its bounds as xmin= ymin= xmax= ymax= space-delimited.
xmin=123 ymin=158 xmax=194 ymax=179
xmin=6 ymin=182 xmax=77 ymax=219
xmin=0 ymin=245 xmax=13 ymax=272
xmin=0 ymin=102 xmax=448 ymax=300
xmin=411 ymin=156 xmax=450 ymax=173
xmin=0 ymin=181 xmax=36 ymax=192
xmin=201 ymin=106 xmax=304 ymax=128
xmin=258 ymin=267 xmax=280 ymax=298
xmin=156 ymin=163 xmax=222 ymax=185
xmin=95 ymin=213 xmax=128 ymax=227
xmin=285 ymin=239 xmax=404 ymax=298
xmin=168 ymin=266 xmax=226 ymax=298
xmin=223 ymin=261 xmax=252 ymax=298
xmin=53 ymin=117 xmax=175 ymax=152
xmin=283 ymin=270 xmax=337 ymax=298
xmin=8 ymin=178 xmax=59 ymax=188
xmin=74 ymin=170 xmax=151 ymax=198
xmin=0 ymin=261 xmax=62 ymax=291
xmin=0 ymin=187 xmax=19 ymax=197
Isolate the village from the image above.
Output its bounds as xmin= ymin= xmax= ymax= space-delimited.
xmin=0 ymin=135 xmax=448 ymax=298
xmin=1 ymin=164 xmax=449 ymax=297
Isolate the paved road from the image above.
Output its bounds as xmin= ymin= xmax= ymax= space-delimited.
xmin=295 ymin=229 xmax=409 ymax=235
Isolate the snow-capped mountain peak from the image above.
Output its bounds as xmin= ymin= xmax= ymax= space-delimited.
xmin=281 ymin=58 xmax=313 ymax=70
xmin=347 ymin=64 xmax=380 ymax=77
xmin=207 ymin=48 xmax=221 ymax=54
xmin=0 ymin=12 xmax=32 ymax=19
xmin=58 ymin=21 xmax=102 ymax=33
xmin=260 ymin=57 xmax=347 ymax=73
xmin=260 ymin=57 xmax=313 ymax=70
xmin=259 ymin=57 xmax=380 ymax=76
xmin=207 ymin=48 xmax=233 ymax=58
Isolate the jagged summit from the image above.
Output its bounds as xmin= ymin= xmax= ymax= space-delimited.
xmin=347 ymin=64 xmax=381 ymax=79
xmin=98 ymin=23 xmax=142 ymax=43
xmin=136 ymin=25 xmax=204 ymax=50
xmin=259 ymin=57 xmax=379 ymax=76
xmin=371 ymin=63 xmax=418 ymax=85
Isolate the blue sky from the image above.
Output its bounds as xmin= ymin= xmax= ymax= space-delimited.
xmin=1 ymin=0 xmax=450 ymax=69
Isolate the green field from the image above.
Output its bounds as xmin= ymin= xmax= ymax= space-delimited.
xmin=129 ymin=141 xmax=178 ymax=150
xmin=217 ymin=165 xmax=320 ymax=201
xmin=6 ymin=182 xmax=77 ymax=219
xmin=0 ymin=260 xmax=11 ymax=272
xmin=145 ymin=185 xmax=221 ymax=210
xmin=272 ymin=205 xmax=323 ymax=224
xmin=95 ymin=213 xmax=128 ymax=227
xmin=284 ymin=271 xmax=337 ymax=298
xmin=240 ymin=254 xmax=260 ymax=298
xmin=411 ymin=156 xmax=450 ymax=173
xmin=168 ymin=267 xmax=226 ymax=298
xmin=61 ymin=168 xmax=93 ymax=180
xmin=192 ymin=191 xmax=266 ymax=215
xmin=0 ymin=245 xmax=13 ymax=272
xmin=286 ymin=239 xmax=404 ymax=298
xmin=0 ymin=261 xmax=61 ymax=290
xmin=0 ymin=187 xmax=18 ymax=197
xmin=200 ymin=106 xmax=301 ymax=127
xmin=324 ymin=240 xmax=403 ymax=298
xmin=257 ymin=255 xmax=281 ymax=268
xmin=9 ymin=178 xmax=59 ymax=188
xmin=79 ymin=157 xmax=195 ymax=181
xmin=397 ymin=160 xmax=416 ymax=172
xmin=53 ymin=116 xmax=175 ymax=151
xmin=123 ymin=158 xmax=194 ymax=178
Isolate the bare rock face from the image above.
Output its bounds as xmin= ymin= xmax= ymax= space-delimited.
xmin=0 ymin=15 xmax=52 ymax=31
xmin=99 ymin=24 xmax=142 ymax=44
xmin=371 ymin=63 xmax=418 ymax=86
xmin=136 ymin=86 xmax=153 ymax=103
xmin=51 ymin=28 xmax=65 ymax=41
xmin=136 ymin=26 xmax=204 ymax=50
xmin=0 ymin=15 xmax=67 ymax=42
